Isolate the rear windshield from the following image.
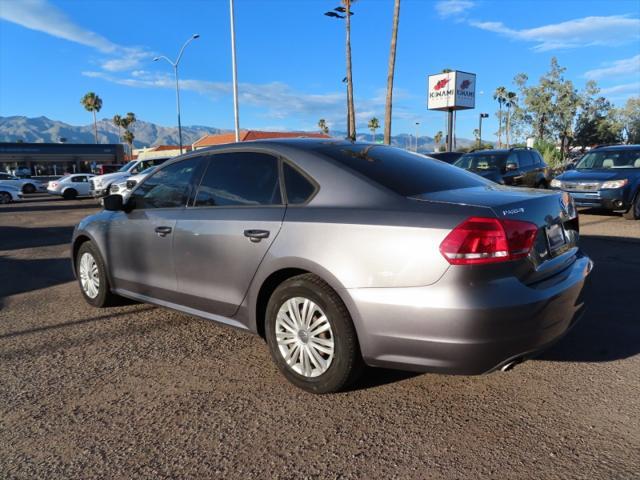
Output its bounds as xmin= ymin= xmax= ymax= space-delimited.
xmin=576 ymin=150 xmax=640 ymax=169
xmin=455 ymin=153 xmax=508 ymax=170
xmin=318 ymin=145 xmax=486 ymax=196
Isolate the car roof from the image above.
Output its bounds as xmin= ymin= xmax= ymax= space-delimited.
xmin=191 ymin=137 xmax=368 ymax=155
xmin=592 ymin=144 xmax=640 ymax=151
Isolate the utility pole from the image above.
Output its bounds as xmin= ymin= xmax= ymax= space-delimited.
xmin=478 ymin=112 xmax=489 ymax=148
xmin=229 ymin=0 xmax=240 ymax=142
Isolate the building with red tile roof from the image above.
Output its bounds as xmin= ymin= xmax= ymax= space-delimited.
xmin=192 ymin=130 xmax=330 ymax=150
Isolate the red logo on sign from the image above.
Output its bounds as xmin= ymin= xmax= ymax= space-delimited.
xmin=460 ymin=79 xmax=471 ymax=90
xmin=434 ymin=79 xmax=449 ymax=91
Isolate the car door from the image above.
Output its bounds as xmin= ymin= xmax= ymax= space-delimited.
xmin=105 ymin=156 xmax=204 ymax=301
xmin=71 ymin=175 xmax=90 ymax=195
xmin=514 ymin=150 xmax=535 ymax=187
xmin=502 ymin=151 xmax=524 ymax=186
xmin=173 ymin=151 xmax=286 ymax=317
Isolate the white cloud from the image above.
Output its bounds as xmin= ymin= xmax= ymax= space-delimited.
xmin=0 ymin=0 xmax=152 ymax=71
xmin=470 ymin=15 xmax=640 ymax=51
xmin=435 ymin=0 xmax=476 ymax=19
xmin=599 ymin=82 xmax=640 ymax=95
xmin=584 ymin=55 xmax=640 ymax=80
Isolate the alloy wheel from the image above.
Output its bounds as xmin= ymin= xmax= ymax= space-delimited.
xmin=79 ymin=252 xmax=100 ymax=299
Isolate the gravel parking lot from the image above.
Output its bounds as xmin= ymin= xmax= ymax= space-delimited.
xmin=1 ymin=194 xmax=639 ymax=479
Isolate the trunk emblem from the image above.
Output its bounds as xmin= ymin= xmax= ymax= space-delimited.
xmin=502 ymin=207 xmax=525 ymax=216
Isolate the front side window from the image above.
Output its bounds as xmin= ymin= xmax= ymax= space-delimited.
xmin=517 ymin=150 xmax=533 ymax=167
xmin=131 ymin=157 xmax=200 ymax=209
xmin=194 ymin=152 xmax=281 ymax=207
xmin=456 ymin=153 xmax=508 ymax=171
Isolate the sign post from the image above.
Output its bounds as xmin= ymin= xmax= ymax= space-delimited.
xmin=427 ymin=71 xmax=476 ymax=152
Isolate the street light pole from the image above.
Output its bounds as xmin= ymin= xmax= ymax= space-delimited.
xmin=415 ymin=122 xmax=420 ymax=152
xmin=154 ymin=34 xmax=200 ymax=155
xmin=478 ymin=112 xmax=488 ymax=149
xmin=229 ymin=0 xmax=240 ymax=142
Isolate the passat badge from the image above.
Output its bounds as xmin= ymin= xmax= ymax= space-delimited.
xmin=503 ymin=207 xmax=525 ymax=216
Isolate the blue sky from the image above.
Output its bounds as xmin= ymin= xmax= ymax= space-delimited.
xmin=1 ymin=0 xmax=639 ymax=142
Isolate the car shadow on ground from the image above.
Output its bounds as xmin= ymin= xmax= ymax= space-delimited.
xmin=539 ymin=234 xmax=640 ymax=364
xmin=0 ymin=226 xmax=75 ymax=250
xmin=0 ymin=256 xmax=75 ymax=301
xmin=0 ymin=201 xmax=99 ymax=214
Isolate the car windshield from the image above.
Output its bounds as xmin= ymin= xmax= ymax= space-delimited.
xmin=318 ymin=144 xmax=486 ymax=196
xmin=576 ymin=150 xmax=640 ymax=169
xmin=118 ymin=161 xmax=137 ymax=172
xmin=455 ymin=153 xmax=507 ymax=171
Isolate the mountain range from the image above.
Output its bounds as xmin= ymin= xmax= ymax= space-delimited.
xmin=0 ymin=115 xmax=479 ymax=152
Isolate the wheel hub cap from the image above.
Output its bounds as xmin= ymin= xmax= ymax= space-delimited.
xmin=79 ymin=252 xmax=100 ymax=299
xmin=275 ymin=297 xmax=334 ymax=378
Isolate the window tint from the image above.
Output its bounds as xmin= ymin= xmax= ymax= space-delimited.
xmin=455 ymin=153 xmax=507 ymax=170
xmin=131 ymin=157 xmax=200 ymax=209
xmin=283 ymin=163 xmax=316 ymax=204
xmin=194 ymin=152 xmax=281 ymax=207
xmin=71 ymin=176 xmax=87 ymax=183
xmin=320 ymin=145 xmax=486 ymax=196
xmin=518 ymin=150 xmax=533 ymax=167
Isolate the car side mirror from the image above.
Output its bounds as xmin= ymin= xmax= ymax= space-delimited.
xmin=505 ymin=162 xmax=519 ymax=171
xmin=103 ymin=194 xmax=124 ymax=211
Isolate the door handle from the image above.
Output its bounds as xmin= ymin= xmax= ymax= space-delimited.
xmin=244 ymin=229 xmax=270 ymax=243
xmin=155 ymin=226 xmax=173 ymax=237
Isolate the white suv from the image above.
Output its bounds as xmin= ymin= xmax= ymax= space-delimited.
xmin=89 ymin=157 xmax=169 ymax=198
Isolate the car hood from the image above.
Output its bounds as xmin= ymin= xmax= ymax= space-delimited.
xmin=93 ymin=171 xmax=130 ymax=184
xmin=557 ymin=169 xmax=639 ymax=182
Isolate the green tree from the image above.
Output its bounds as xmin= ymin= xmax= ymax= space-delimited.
xmin=122 ymin=130 xmax=135 ymax=159
xmin=368 ymin=117 xmax=380 ymax=143
xmin=574 ymin=97 xmax=622 ymax=150
xmin=80 ymin=92 xmax=102 ymax=144
xmin=504 ymin=91 xmax=517 ymax=148
xmin=493 ymin=86 xmax=507 ymax=147
xmin=112 ymin=114 xmax=123 ymax=143
xmin=318 ymin=118 xmax=329 ymax=135
xmin=117 ymin=112 xmax=137 ymax=157
xmin=383 ymin=0 xmax=401 ymax=145
xmin=618 ymin=97 xmax=640 ymax=144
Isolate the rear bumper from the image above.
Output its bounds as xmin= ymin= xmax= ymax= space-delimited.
xmin=46 ymin=188 xmax=61 ymax=196
xmin=347 ymin=252 xmax=593 ymax=374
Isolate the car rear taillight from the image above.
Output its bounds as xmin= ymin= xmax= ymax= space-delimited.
xmin=439 ymin=217 xmax=538 ymax=265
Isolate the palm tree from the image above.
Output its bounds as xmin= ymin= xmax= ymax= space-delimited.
xmin=318 ymin=118 xmax=329 ymax=135
xmin=123 ymin=130 xmax=135 ymax=159
xmin=434 ymin=131 xmax=443 ymax=151
xmin=383 ymin=0 xmax=401 ymax=145
xmin=504 ymin=91 xmax=517 ymax=148
xmin=368 ymin=117 xmax=380 ymax=143
xmin=112 ymin=114 xmax=122 ymax=143
xmin=344 ymin=0 xmax=356 ymax=140
xmin=493 ymin=86 xmax=507 ymax=147
xmin=81 ymin=92 xmax=103 ymax=144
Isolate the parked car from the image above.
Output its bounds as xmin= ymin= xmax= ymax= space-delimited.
xmin=551 ymin=144 xmax=640 ymax=220
xmin=11 ymin=166 xmax=32 ymax=178
xmin=0 ymin=182 xmax=23 ymax=203
xmin=47 ymin=174 xmax=95 ymax=199
xmin=109 ymin=166 xmax=159 ymax=199
xmin=427 ymin=151 xmax=464 ymax=164
xmin=455 ymin=147 xmax=550 ymax=188
xmin=90 ymin=158 xmax=170 ymax=198
xmin=0 ymin=172 xmax=44 ymax=193
xmin=72 ymin=140 xmax=592 ymax=393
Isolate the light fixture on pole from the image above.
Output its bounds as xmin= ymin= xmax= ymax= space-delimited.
xmin=229 ymin=0 xmax=240 ymax=142
xmin=154 ymin=34 xmax=200 ymax=155
xmin=478 ymin=113 xmax=489 ymax=148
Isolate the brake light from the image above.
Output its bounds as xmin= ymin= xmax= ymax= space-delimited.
xmin=439 ymin=217 xmax=538 ymax=265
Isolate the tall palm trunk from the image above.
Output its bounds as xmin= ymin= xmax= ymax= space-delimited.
xmin=345 ymin=0 xmax=356 ymax=140
xmin=497 ymin=102 xmax=502 ymax=148
xmin=506 ymin=105 xmax=511 ymax=148
xmin=92 ymin=110 xmax=98 ymax=144
xmin=383 ymin=0 xmax=400 ymax=145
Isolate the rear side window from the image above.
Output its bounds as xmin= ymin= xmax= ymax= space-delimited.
xmin=320 ymin=145 xmax=485 ymax=196
xmin=518 ymin=150 xmax=533 ymax=167
xmin=131 ymin=157 xmax=201 ymax=209
xmin=194 ymin=152 xmax=281 ymax=207
xmin=283 ymin=163 xmax=316 ymax=204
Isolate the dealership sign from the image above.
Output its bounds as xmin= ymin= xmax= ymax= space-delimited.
xmin=427 ymin=71 xmax=476 ymax=111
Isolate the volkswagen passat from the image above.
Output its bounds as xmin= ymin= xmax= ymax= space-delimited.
xmin=71 ymin=140 xmax=592 ymax=393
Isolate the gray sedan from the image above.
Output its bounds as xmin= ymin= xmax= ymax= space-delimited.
xmin=71 ymin=139 xmax=592 ymax=393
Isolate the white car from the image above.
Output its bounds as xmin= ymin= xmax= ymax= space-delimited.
xmin=47 ymin=174 xmax=95 ymax=200
xmin=108 ymin=165 xmax=159 ymax=199
xmin=0 ymin=172 xmax=44 ymax=194
xmin=90 ymin=157 xmax=170 ymax=198
xmin=0 ymin=182 xmax=23 ymax=203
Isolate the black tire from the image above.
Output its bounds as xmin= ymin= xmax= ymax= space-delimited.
xmin=0 ymin=191 xmax=12 ymax=204
xmin=22 ymin=183 xmax=36 ymax=194
xmin=75 ymin=242 xmax=117 ymax=307
xmin=623 ymin=191 xmax=640 ymax=220
xmin=63 ymin=188 xmax=77 ymax=200
xmin=265 ymin=273 xmax=363 ymax=394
